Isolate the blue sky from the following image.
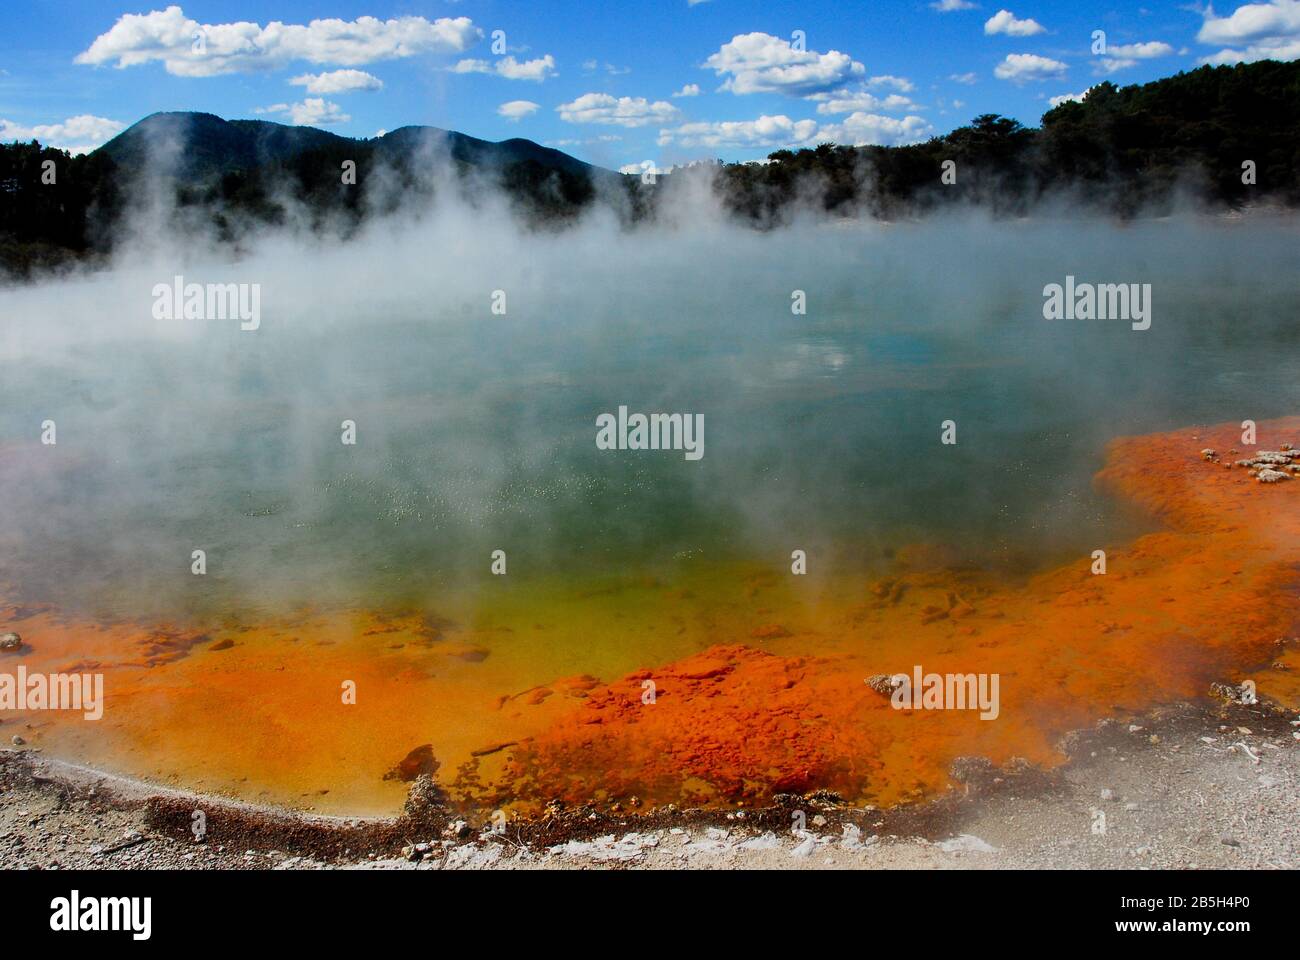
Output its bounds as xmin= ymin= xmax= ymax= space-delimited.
xmin=1 ymin=1 xmax=1297 ymax=166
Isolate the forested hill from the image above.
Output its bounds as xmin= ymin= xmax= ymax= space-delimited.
xmin=710 ymin=59 xmax=1300 ymax=223
xmin=2 ymin=58 xmax=1298 ymax=278
xmin=93 ymin=112 xmax=601 ymax=184
xmin=0 ymin=112 xmax=612 ymax=277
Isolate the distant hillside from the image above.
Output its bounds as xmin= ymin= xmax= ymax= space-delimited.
xmin=0 ymin=110 xmax=617 ymax=276
xmin=371 ymin=125 xmax=596 ymax=180
xmin=96 ymin=112 xmax=603 ymax=184
xmin=95 ymin=112 xmax=346 ymax=182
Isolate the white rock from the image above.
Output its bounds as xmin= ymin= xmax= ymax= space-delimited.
xmin=937 ymin=834 xmax=997 ymax=854
xmin=738 ymin=831 xmax=781 ymax=851
xmin=790 ymin=836 xmax=817 ymax=858
xmin=840 ymin=823 xmax=865 ymax=850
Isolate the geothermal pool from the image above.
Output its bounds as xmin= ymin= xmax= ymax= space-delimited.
xmin=1 ymin=216 xmax=1299 ymax=815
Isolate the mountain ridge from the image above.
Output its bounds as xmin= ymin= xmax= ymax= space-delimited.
xmin=95 ymin=110 xmax=608 ymax=182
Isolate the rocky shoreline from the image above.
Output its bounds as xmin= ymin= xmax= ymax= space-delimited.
xmin=2 ymin=692 xmax=1294 ymax=870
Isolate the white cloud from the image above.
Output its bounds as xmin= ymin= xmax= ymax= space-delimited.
xmin=672 ymin=83 xmax=701 ymax=97
xmin=984 ymin=10 xmax=1046 ymax=37
xmin=1094 ymin=41 xmax=1175 ymax=73
xmin=289 ymin=69 xmax=383 ymax=94
xmin=497 ymin=100 xmax=540 ymax=121
xmin=1196 ymin=0 xmax=1300 ymax=63
xmin=704 ymin=32 xmax=865 ymax=96
xmin=817 ymin=112 xmax=934 ymax=146
xmin=656 ymin=110 xmax=932 ymax=150
xmin=255 ymin=98 xmax=350 ymax=126
xmin=1198 ymin=0 xmax=1300 ymax=43
xmin=867 ymin=75 xmax=916 ymax=92
xmin=950 ymin=72 xmax=979 ymax=84
xmin=1048 ymin=88 xmax=1093 ymax=107
xmin=815 ymin=91 xmax=920 ymax=114
xmin=557 ymin=93 xmax=679 ymax=127
xmin=452 ymin=54 xmax=556 ymax=81
xmin=1108 ymin=41 xmax=1176 ymax=59
xmin=75 ymin=6 xmax=480 ymax=77
xmin=495 ymin=55 xmax=556 ymax=81
xmin=994 ymin=53 xmax=1067 ymax=82
xmin=931 ymin=0 xmax=979 ymax=10
xmin=658 ymin=114 xmax=820 ymax=149
xmin=1200 ymin=39 xmax=1300 ymax=63
xmin=0 ymin=114 xmax=125 ymax=153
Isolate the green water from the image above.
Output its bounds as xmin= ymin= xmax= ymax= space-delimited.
xmin=2 ymin=217 xmax=1299 ymax=623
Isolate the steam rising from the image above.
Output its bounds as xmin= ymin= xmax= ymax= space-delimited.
xmin=2 ymin=132 xmax=1300 ymax=625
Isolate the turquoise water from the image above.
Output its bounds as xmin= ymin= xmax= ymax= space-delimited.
xmin=2 ymin=216 xmax=1299 ymax=622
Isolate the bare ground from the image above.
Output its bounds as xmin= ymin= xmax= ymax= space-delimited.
xmin=0 ymin=697 xmax=1295 ymax=871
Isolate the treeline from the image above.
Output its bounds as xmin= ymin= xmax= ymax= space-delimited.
xmin=0 ymin=141 xmax=122 ymax=276
xmin=703 ymin=60 xmax=1300 ymax=224
xmin=1 ymin=59 xmax=1298 ymax=278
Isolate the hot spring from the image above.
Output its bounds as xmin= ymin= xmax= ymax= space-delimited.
xmin=1 ymin=210 xmax=1298 ymax=815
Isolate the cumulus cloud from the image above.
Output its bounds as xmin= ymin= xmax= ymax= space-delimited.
xmin=1048 ymin=88 xmax=1094 ymax=107
xmin=497 ymin=100 xmax=540 ymax=121
xmin=994 ymin=53 xmax=1067 ymax=82
xmin=704 ymin=32 xmax=865 ymax=96
xmin=984 ymin=10 xmax=1046 ymax=37
xmin=672 ymin=83 xmax=701 ymax=97
xmin=866 ymin=74 xmax=916 ymax=92
xmin=814 ymin=91 xmax=920 ymax=114
xmin=657 ymin=114 xmax=820 ymax=149
xmin=1196 ymin=0 xmax=1300 ymax=64
xmin=75 ymin=5 xmax=480 ymax=77
xmin=0 ymin=114 xmax=125 ymax=153
xmin=289 ymin=69 xmax=383 ymax=94
xmin=932 ymin=0 xmax=978 ymax=10
xmin=255 ymin=98 xmax=350 ymax=126
xmin=1094 ymin=41 xmax=1175 ymax=73
xmin=817 ymin=112 xmax=934 ymax=146
xmin=557 ymin=93 xmax=679 ymax=127
xmin=1108 ymin=41 xmax=1177 ymax=59
xmin=950 ymin=72 xmax=979 ymax=84
xmin=656 ymin=111 xmax=932 ymax=150
xmin=451 ymin=54 xmax=556 ymax=81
